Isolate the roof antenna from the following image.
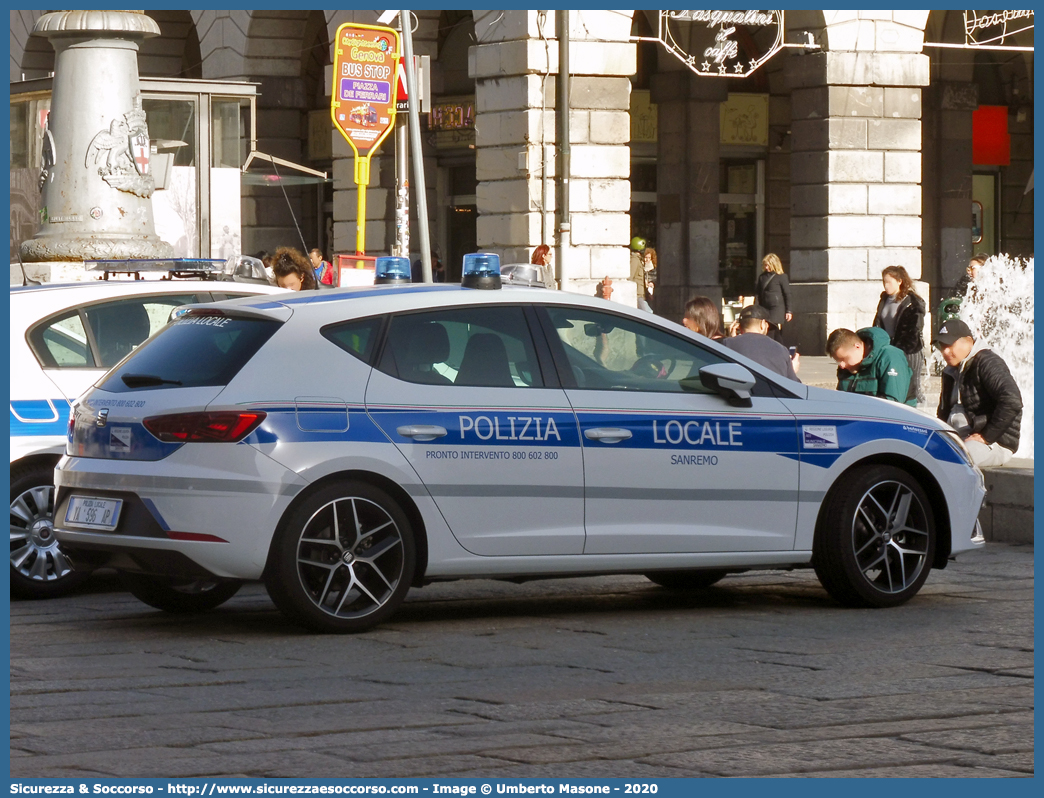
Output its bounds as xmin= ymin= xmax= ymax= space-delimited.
xmin=17 ymin=252 xmax=42 ymax=286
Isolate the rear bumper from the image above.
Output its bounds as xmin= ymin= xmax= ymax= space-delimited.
xmin=53 ymin=445 xmax=308 ymax=580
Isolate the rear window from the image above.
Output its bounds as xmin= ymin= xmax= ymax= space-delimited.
xmin=97 ymin=315 xmax=281 ymax=393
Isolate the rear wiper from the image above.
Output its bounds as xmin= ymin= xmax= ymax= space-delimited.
xmin=121 ymin=373 xmax=183 ymax=388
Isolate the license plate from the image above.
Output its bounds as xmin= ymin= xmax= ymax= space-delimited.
xmin=65 ymin=496 xmax=123 ymax=531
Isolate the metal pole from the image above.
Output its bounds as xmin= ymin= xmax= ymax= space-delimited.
xmin=394 ymin=108 xmax=410 ymax=258
xmin=555 ymin=10 xmax=570 ymax=286
xmin=355 ymin=159 xmax=368 ymax=254
xmin=401 ymin=11 xmax=432 ymax=283
xmin=394 ymin=14 xmax=410 ymax=259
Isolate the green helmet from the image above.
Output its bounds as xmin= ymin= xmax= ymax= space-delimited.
xmin=629 ymin=236 xmax=647 ymax=252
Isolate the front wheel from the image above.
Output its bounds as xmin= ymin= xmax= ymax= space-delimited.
xmin=814 ymin=465 xmax=936 ymax=608
xmin=120 ymin=573 xmax=242 ymax=613
xmin=264 ymin=480 xmax=416 ymax=633
xmin=10 ymin=462 xmax=91 ymax=599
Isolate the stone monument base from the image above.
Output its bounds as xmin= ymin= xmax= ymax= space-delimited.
xmin=10 ymin=261 xmax=100 ymax=286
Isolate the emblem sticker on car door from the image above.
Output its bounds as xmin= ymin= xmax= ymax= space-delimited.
xmin=109 ymin=427 xmax=132 ymax=453
xmin=802 ymin=425 xmax=838 ymax=449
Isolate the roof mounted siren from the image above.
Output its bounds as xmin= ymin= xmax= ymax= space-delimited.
xmin=461 ymin=252 xmax=501 ymax=290
xmin=374 ymin=256 xmax=412 ymax=285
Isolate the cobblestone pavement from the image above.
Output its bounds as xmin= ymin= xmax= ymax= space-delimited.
xmin=10 ymin=543 xmax=1033 ymax=778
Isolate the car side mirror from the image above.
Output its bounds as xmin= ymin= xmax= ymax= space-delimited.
xmin=699 ymin=363 xmax=755 ymax=407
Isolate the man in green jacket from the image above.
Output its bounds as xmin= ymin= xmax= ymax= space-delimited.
xmin=826 ymin=326 xmax=914 ymax=406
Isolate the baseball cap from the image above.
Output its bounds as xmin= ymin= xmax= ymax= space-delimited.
xmin=932 ymin=319 xmax=974 ymax=348
xmin=737 ymin=304 xmax=771 ymax=322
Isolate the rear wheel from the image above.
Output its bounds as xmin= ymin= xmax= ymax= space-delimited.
xmin=645 ymin=570 xmax=728 ymax=590
xmin=10 ymin=462 xmax=91 ymax=599
xmin=264 ymin=480 xmax=415 ymax=633
xmin=120 ymin=573 xmax=242 ymax=613
xmin=814 ymin=465 xmax=935 ymax=608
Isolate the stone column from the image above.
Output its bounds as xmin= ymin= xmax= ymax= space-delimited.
xmin=934 ymin=82 xmax=977 ymax=291
xmin=20 ymin=10 xmax=172 ymax=264
xmin=469 ymin=10 xmax=636 ymax=303
xmin=650 ymin=72 xmax=727 ymax=321
xmin=787 ymin=51 xmax=928 ymax=353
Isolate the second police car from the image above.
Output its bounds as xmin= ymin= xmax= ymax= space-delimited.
xmin=53 ymin=256 xmax=986 ymax=632
xmin=10 ymin=258 xmax=281 ymax=598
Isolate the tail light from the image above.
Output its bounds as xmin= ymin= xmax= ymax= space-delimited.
xmin=143 ymin=411 xmax=266 ymax=443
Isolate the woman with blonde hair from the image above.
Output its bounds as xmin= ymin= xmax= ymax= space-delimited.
xmin=873 ymin=264 xmax=926 ymax=404
xmin=755 ymin=252 xmax=791 ymax=344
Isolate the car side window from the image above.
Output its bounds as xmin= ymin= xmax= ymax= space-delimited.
xmin=84 ymin=295 xmax=200 ymax=368
xmin=544 ymin=306 xmax=729 ymax=394
xmin=322 ymin=316 xmax=383 ymax=364
xmin=31 ymin=310 xmax=95 ymax=368
xmin=378 ymin=306 xmax=543 ymax=388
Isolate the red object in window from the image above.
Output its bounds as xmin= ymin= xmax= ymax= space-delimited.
xmin=972 ymin=105 xmax=1010 ymax=166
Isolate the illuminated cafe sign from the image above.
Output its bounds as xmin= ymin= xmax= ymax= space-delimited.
xmin=659 ymin=10 xmax=784 ymax=78
xmin=964 ymin=9 xmax=1034 ymax=47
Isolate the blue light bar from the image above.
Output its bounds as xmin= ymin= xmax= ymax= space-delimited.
xmin=461 ymin=252 xmax=501 ymax=289
xmin=374 ymin=256 xmax=412 ymax=284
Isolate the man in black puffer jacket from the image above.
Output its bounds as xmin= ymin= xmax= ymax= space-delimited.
xmin=933 ymin=319 xmax=1022 ymax=467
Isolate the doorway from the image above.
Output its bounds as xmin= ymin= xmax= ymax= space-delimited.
xmin=718 ymin=159 xmax=765 ymax=300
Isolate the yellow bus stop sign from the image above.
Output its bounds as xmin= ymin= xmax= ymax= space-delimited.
xmin=331 ymin=22 xmax=401 ymax=254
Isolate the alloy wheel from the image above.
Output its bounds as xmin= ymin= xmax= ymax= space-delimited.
xmin=10 ymin=484 xmax=72 ymax=584
xmin=851 ymin=479 xmax=931 ymax=595
xmin=295 ymin=496 xmax=406 ymax=619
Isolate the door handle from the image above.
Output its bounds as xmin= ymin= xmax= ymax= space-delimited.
xmin=584 ymin=427 xmax=632 ymax=444
xmin=396 ymin=424 xmax=448 ymax=442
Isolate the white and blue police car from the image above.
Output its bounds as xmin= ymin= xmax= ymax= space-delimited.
xmin=53 ymin=255 xmax=985 ymax=631
xmin=10 ymin=262 xmax=281 ymax=598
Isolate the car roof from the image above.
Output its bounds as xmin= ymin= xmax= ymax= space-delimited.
xmin=10 ymin=279 xmax=278 ymax=296
xmin=202 ymin=283 xmax=635 ymax=318
xmin=10 ymin=280 xmax=283 ymax=328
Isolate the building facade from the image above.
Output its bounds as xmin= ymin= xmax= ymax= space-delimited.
xmin=10 ymin=9 xmax=1034 ymax=350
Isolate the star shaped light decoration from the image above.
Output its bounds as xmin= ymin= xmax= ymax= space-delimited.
xmin=734 ymin=62 xmax=744 ymax=73
xmin=701 ymin=61 xmax=711 ymax=71
xmin=718 ymin=63 xmax=727 ymax=75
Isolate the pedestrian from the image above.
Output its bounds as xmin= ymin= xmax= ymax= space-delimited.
xmin=956 ymin=252 xmax=988 ymax=297
xmin=531 ymin=244 xmax=555 ymax=288
xmin=627 ymin=237 xmax=653 ymax=312
xmin=633 ymin=246 xmax=656 ymax=312
xmin=411 ymin=251 xmax=445 ymax=283
xmin=872 ymin=265 xmax=926 ymax=405
xmin=933 ymin=318 xmax=1022 ymax=467
xmin=826 ymin=327 xmax=913 ymax=405
xmin=722 ymin=305 xmax=800 ymax=382
xmin=309 ymin=248 xmax=334 ymax=286
xmin=272 ymin=246 xmax=317 ymax=291
xmin=754 ymin=253 xmax=792 ymax=344
xmin=681 ymin=296 xmax=724 ymax=340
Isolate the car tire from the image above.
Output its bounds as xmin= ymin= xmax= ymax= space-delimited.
xmin=10 ymin=461 xmax=92 ymax=599
xmin=645 ymin=570 xmax=728 ymax=590
xmin=264 ymin=480 xmax=416 ymax=633
xmin=120 ymin=573 xmax=242 ymax=613
xmin=814 ymin=464 xmax=936 ymax=608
